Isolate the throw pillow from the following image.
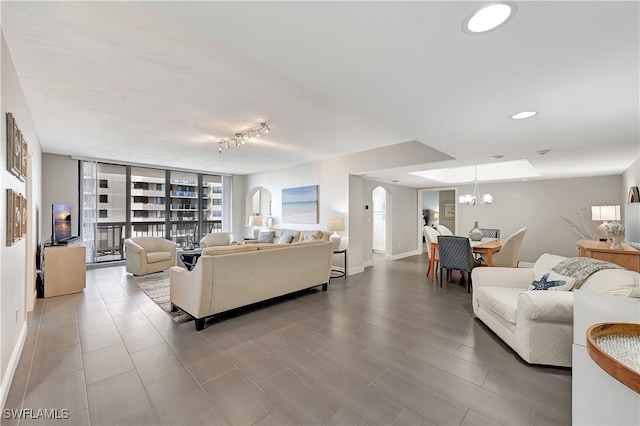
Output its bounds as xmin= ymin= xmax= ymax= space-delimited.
xmin=278 ymin=234 xmax=294 ymax=244
xmin=303 ymin=234 xmax=315 ymax=242
xmin=257 ymin=231 xmax=275 ymax=243
xmin=529 ymin=270 xmax=575 ymax=291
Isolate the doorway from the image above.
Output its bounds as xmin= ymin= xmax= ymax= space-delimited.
xmin=417 ymin=187 xmax=457 ymax=254
xmin=372 ymin=186 xmax=387 ymax=254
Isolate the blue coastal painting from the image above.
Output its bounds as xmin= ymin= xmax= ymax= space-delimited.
xmin=282 ymin=185 xmax=318 ymax=224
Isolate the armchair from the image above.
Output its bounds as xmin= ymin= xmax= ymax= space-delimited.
xmin=124 ymin=237 xmax=177 ymax=276
xmin=199 ymin=232 xmax=234 ymax=248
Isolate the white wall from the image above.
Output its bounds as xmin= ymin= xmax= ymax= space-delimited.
xmin=455 ymin=175 xmax=623 ymax=262
xmin=41 ymin=154 xmax=79 ymax=243
xmin=1 ymin=32 xmax=43 ymax=408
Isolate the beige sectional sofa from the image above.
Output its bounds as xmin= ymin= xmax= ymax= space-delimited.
xmin=169 ymin=240 xmax=333 ymax=330
xmin=472 ymin=253 xmax=640 ymax=367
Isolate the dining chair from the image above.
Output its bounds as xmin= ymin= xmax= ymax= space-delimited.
xmin=436 ymin=224 xmax=453 ymax=235
xmin=481 ymin=227 xmax=527 ymax=267
xmin=480 ymin=228 xmax=500 ymax=239
xmin=437 ymin=235 xmax=481 ymax=292
xmin=423 ymin=226 xmax=440 ymax=277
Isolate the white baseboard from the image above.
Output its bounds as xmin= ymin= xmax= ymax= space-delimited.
xmin=0 ymin=321 xmax=27 ymax=409
xmin=363 ymin=259 xmax=374 ymax=268
xmin=386 ymin=250 xmax=419 ymax=261
xmin=347 ymin=265 xmax=365 ymax=276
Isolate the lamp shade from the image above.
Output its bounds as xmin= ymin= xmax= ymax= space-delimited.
xmin=249 ymin=215 xmax=263 ymax=226
xmin=591 ymin=205 xmax=621 ymax=221
xmin=326 ymin=217 xmax=345 ymax=232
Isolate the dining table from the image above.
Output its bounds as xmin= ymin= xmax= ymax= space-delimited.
xmin=428 ymin=237 xmax=504 ymax=279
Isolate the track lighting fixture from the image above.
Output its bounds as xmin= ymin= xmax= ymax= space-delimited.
xmin=217 ymin=122 xmax=270 ymax=154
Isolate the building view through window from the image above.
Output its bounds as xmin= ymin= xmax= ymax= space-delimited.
xmin=83 ymin=161 xmax=226 ymax=264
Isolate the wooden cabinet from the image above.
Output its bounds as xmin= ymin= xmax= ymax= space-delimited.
xmin=575 ymin=239 xmax=640 ymax=272
xmin=43 ymin=245 xmax=86 ymax=297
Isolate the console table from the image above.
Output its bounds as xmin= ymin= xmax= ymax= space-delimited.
xmin=575 ymin=239 xmax=640 ymax=272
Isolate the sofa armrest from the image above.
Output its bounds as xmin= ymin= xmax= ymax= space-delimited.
xmin=517 ymin=291 xmax=574 ymax=322
xmin=472 ymin=267 xmax=534 ymax=290
xmin=124 ymin=239 xmax=145 ymax=254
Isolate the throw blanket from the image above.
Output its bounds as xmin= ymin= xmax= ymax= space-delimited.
xmin=552 ymin=257 xmax=624 ymax=289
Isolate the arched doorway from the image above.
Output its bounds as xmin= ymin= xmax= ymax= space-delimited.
xmin=246 ymin=187 xmax=272 ymax=237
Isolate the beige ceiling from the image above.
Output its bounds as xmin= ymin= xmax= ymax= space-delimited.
xmin=2 ymin=1 xmax=638 ymax=187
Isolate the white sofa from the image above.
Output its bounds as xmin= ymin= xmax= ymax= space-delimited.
xmin=124 ymin=237 xmax=177 ymax=276
xmin=471 ymin=253 xmax=640 ymax=367
xmin=170 ymin=240 xmax=333 ymax=330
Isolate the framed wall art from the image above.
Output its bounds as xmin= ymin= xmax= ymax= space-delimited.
xmin=20 ymin=133 xmax=28 ymax=181
xmin=444 ymin=203 xmax=456 ymax=218
xmin=6 ymin=189 xmax=15 ymax=246
xmin=282 ymin=185 xmax=319 ymax=224
xmin=21 ymin=195 xmax=27 ymax=236
xmin=6 ymin=113 xmax=20 ymax=177
xmin=14 ymin=191 xmax=22 ymax=241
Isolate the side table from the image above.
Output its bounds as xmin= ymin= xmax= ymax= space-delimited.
xmin=178 ymin=248 xmax=202 ymax=270
xmin=331 ymin=249 xmax=347 ymax=281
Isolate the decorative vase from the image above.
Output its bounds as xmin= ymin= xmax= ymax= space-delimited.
xmin=611 ymin=236 xmax=624 ymax=250
xmin=469 ymin=221 xmax=484 ymax=241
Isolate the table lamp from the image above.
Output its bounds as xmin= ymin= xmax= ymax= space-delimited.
xmin=327 ymin=217 xmax=345 ymax=249
xmin=591 ymin=205 xmax=621 ymax=241
xmin=249 ymin=215 xmax=263 ymax=238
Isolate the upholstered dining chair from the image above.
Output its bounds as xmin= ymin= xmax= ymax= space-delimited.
xmin=480 ymin=228 xmax=500 ymax=239
xmin=423 ymin=226 xmax=440 ymax=277
xmin=438 ymin=235 xmax=481 ymax=292
xmin=481 ymin=227 xmax=527 ymax=267
xmin=436 ymin=224 xmax=453 ymax=236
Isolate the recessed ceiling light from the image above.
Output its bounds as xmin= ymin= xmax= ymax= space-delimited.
xmin=490 ymin=154 xmax=504 ymax=160
xmin=536 ymin=149 xmax=551 ymax=155
xmin=464 ymin=3 xmax=514 ymax=34
xmin=511 ymin=111 xmax=537 ymax=120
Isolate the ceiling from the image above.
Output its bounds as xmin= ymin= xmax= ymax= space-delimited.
xmin=2 ymin=1 xmax=638 ymax=187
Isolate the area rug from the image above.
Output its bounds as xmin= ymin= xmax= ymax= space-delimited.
xmin=133 ymin=271 xmax=193 ymax=324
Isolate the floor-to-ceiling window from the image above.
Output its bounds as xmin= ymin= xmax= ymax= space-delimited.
xmin=81 ymin=161 xmax=229 ymax=264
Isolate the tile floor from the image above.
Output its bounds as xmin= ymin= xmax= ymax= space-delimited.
xmin=4 ymin=254 xmax=572 ymax=425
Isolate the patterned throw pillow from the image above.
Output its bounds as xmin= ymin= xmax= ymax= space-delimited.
xmin=257 ymin=231 xmax=275 ymax=243
xmin=529 ymin=270 xmax=576 ymax=291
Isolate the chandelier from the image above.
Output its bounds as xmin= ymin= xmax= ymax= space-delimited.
xmin=218 ymin=122 xmax=270 ymax=154
xmin=458 ymin=165 xmax=493 ymax=205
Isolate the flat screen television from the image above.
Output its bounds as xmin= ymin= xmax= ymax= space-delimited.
xmin=52 ymin=203 xmax=72 ymax=245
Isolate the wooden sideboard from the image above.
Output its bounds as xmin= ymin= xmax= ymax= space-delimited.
xmin=575 ymin=239 xmax=640 ymax=272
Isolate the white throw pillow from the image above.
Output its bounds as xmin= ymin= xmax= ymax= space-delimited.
xmin=529 ymin=270 xmax=575 ymax=291
xmin=278 ymin=234 xmax=294 ymax=244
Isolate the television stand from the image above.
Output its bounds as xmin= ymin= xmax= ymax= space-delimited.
xmin=43 ymin=244 xmax=86 ymax=297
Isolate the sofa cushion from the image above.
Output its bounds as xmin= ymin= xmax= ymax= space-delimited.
xmin=529 ymin=270 xmax=575 ymax=291
xmin=476 ymin=286 xmax=524 ymax=324
xmin=257 ymin=231 xmax=276 ymax=243
xmin=298 ymin=230 xmax=323 ymax=242
xmin=533 ymin=253 xmax=567 ymax=278
xmin=202 ymin=245 xmax=258 ymax=256
xmin=292 ymin=239 xmax=325 ymax=246
xmin=255 ymin=243 xmax=292 ymax=250
xmin=146 ymin=251 xmax=172 ymax=264
xmin=580 ymin=269 xmax=639 ymax=297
